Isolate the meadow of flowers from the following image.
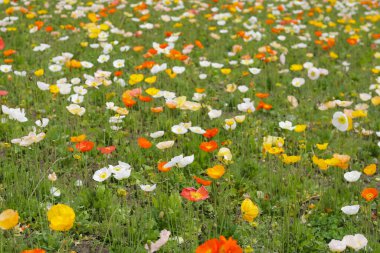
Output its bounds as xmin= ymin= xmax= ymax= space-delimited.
xmin=0 ymin=0 xmax=379 ymax=252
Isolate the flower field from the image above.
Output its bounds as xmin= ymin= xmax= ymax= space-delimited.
xmin=0 ymin=0 xmax=380 ymax=252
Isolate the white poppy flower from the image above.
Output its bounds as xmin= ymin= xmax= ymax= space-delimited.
xmin=359 ymin=93 xmax=371 ymax=101
xmin=342 ymin=234 xmax=368 ymax=251
xmin=238 ymin=85 xmax=249 ymax=93
xmin=189 ymin=127 xmax=205 ymax=134
xmin=171 ymin=124 xmax=188 ymax=134
xmin=1 ymin=105 xmax=28 ymax=122
xmin=48 ymin=64 xmax=62 ymax=72
xmin=93 ymin=167 xmax=111 ymax=182
xmin=35 ymin=118 xmax=49 ymax=128
xmin=328 ymin=240 xmax=346 ymax=252
xmin=248 ymin=67 xmax=261 ymax=75
xmin=81 ymin=61 xmax=93 ymax=68
xmin=0 ymin=65 xmax=12 ymax=73
xmin=237 ymin=98 xmax=255 ymax=113
xmin=97 ymin=54 xmax=110 ymax=63
xmin=291 ymin=77 xmax=305 ymax=87
xmin=11 ymin=130 xmax=45 ymax=147
xmin=50 ymin=187 xmax=61 ymax=197
xmin=307 ymin=67 xmax=320 ymax=80
xmin=113 ymin=59 xmax=125 ymax=68
xmin=341 ymin=205 xmax=360 ymax=215
xmin=279 ymin=121 xmax=295 ymax=131
xmin=343 ymin=171 xmax=361 ymax=182
xmin=172 ymin=66 xmax=185 ymax=74
xmin=224 ymin=118 xmax=237 ymax=130
xmin=208 ymin=109 xmax=222 ymax=119
xmin=140 ymin=184 xmax=157 ymax=192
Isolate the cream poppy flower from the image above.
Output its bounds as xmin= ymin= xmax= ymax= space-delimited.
xmin=150 ymin=131 xmax=165 ymax=138
xmin=332 ymin=111 xmax=349 ymax=131
xmin=307 ymin=67 xmax=320 ymax=80
xmin=156 ymin=140 xmax=175 ymax=150
xmin=189 ymin=127 xmax=205 ymax=134
xmin=66 ymin=104 xmax=86 ymax=116
xmin=224 ymin=118 xmax=236 ymax=130
xmin=279 ymin=121 xmax=295 ymax=131
xmin=113 ymin=59 xmax=125 ymax=68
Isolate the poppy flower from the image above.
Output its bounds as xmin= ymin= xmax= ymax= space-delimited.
xmin=206 ymin=165 xmax=225 ymax=179
xmin=158 ymin=161 xmax=171 ymax=172
xmin=361 ymin=188 xmax=378 ymax=201
xmin=0 ymin=37 xmax=4 ymax=50
xmin=203 ymin=128 xmax=219 ymax=139
xmin=138 ymin=137 xmax=152 ymax=149
xmin=21 ymin=249 xmax=46 ymax=253
xmin=363 ymin=164 xmax=376 ymax=176
xmin=0 ymin=90 xmax=8 ymax=96
xmin=47 ymin=204 xmax=75 ymax=231
xmin=193 ymin=176 xmax=212 ymax=186
xmin=0 ymin=209 xmax=19 ymax=230
xmin=181 ymin=186 xmax=209 ymax=202
xmin=138 ymin=95 xmax=153 ymax=102
xmin=255 ymin=93 xmax=270 ymax=99
xmin=75 ymin=141 xmax=94 ymax=152
xmin=241 ymin=198 xmax=259 ymax=222
xmin=200 ymin=140 xmax=218 ymax=152
xmin=97 ymin=146 xmax=116 ymax=154
xmin=70 ymin=134 xmax=86 ymax=143
xmin=196 ymin=236 xmax=242 ymax=253
xmin=151 ymin=107 xmax=163 ymax=113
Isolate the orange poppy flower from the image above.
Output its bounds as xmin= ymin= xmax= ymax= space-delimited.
xmin=347 ymin=38 xmax=358 ymax=45
xmin=151 ymin=107 xmax=163 ymax=113
xmin=138 ymin=137 xmax=152 ymax=149
xmin=3 ymin=49 xmax=16 ymax=57
xmin=203 ymin=128 xmax=219 ymax=139
xmin=200 ymin=140 xmax=218 ymax=152
xmin=45 ymin=26 xmax=53 ymax=32
xmin=207 ymin=165 xmax=225 ymax=179
xmin=4 ymin=59 xmax=13 ymax=64
xmin=75 ymin=141 xmax=94 ymax=152
xmin=255 ymin=93 xmax=270 ymax=99
xmin=21 ymin=249 xmax=46 ymax=253
xmin=195 ymin=40 xmax=204 ymax=49
xmin=138 ymin=95 xmax=152 ymax=102
xmin=97 ymin=146 xmax=116 ymax=154
xmin=114 ymin=71 xmax=123 ymax=77
xmin=181 ymin=186 xmax=209 ymax=202
xmin=196 ymin=236 xmax=242 ymax=253
xmin=193 ymin=176 xmax=212 ymax=186
xmin=158 ymin=161 xmax=171 ymax=172
xmin=361 ymin=188 xmax=378 ymax=201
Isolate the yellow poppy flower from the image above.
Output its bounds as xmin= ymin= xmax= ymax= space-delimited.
xmin=0 ymin=209 xmax=19 ymax=230
xmin=47 ymin=204 xmax=75 ymax=232
xmin=241 ymin=199 xmax=259 ymax=222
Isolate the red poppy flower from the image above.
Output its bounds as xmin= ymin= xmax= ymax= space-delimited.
xmin=180 ymin=186 xmax=209 ymax=202
xmin=255 ymin=93 xmax=270 ymax=99
xmin=203 ymin=128 xmax=219 ymax=139
xmin=75 ymin=141 xmax=94 ymax=152
xmin=138 ymin=95 xmax=153 ymax=102
xmin=97 ymin=146 xmax=116 ymax=154
xmin=158 ymin=161 xmax=171 ymax=172
xmin=199 ymin=140 xmax=218 ymax=152
xmin=0 ymin=37 xmax=4 ymax=50
xmin=193 ymin=176 xmax=212 ymax=186
xmin=138 ymin=137 xmax=152 ymax=149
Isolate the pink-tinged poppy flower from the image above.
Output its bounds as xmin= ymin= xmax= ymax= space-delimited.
xmin=0 ymin=90 xmax=8 ymax=96
xmin=180 ymin=186 xmax=209 ymax=202
xmin=97 ymin=146 xmax=116 ymax=154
